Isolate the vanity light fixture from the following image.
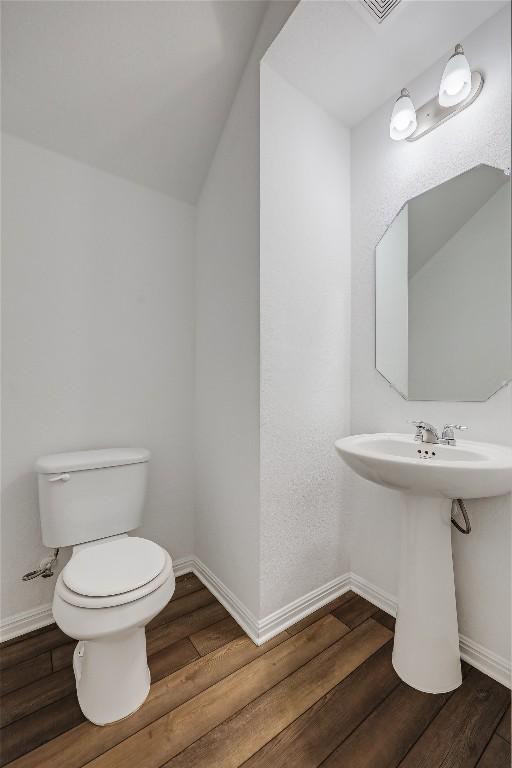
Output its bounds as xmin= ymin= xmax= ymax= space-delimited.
xmin=389 ymin=43 xmax=483 ymax=142
xmin=439 ymin=44 xmax=472 ymax=106
xmin=389 ymin=88 xmax=417 ymax=141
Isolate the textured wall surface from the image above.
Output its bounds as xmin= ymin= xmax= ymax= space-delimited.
xmin=194 ymin=2 xmax=296 ymax=619
xmin=259 ymin=64 xmax=351 ymax=617
xmin=1 ymin=134 xmax=196 ymax=621
xmin=350 ymin=7 xmax=511 ymax=660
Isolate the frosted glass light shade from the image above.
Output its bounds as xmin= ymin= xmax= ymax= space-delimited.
xmin=390 ymin=89 xmax=417 ymax=141
xmin=439 ymin=45 xmax=472 ymax=107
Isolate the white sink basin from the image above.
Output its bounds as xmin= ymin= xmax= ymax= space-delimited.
xmin=335 ymin=433 xmax=512 ymax=499
xmin=335 ymin=432 xmax=512 ymax=695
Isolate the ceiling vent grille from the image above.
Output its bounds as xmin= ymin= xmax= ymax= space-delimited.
xmin=360 ymin=0 xmax=402 ymax=24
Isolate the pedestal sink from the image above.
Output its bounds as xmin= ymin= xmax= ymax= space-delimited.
xmin=335 ymin=433 xmax=512 ymax=694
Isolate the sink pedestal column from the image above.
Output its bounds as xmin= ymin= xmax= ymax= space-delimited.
xmin=392 ymin=493 xmax=462 ymax=694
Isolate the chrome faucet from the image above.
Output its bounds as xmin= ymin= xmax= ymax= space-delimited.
xmin=410 ymin=421 xmax=440 ymax=444
xmin=410 ymin=421 xmax=468 ymax=445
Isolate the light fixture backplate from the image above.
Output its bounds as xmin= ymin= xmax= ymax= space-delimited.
xmin=407 ymin=71 xmax=483 ymax=142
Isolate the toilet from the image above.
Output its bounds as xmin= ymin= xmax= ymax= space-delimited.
xmin=35 ymin=447 xmax=175 ymax=725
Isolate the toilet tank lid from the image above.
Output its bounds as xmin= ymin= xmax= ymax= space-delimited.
xmin=35 ymin=448 xmax=151 ymax=474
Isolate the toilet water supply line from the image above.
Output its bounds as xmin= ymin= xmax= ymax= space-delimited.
xmin=19 ymin=500 xmax=470 ymax=581
xmin=22 ymin=548 xmax=60 ymax=581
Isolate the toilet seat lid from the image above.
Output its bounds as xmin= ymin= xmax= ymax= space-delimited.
xmin=63 ymin=537 xmax=166 ymax=597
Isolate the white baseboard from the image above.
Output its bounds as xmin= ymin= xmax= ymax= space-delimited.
xmin=182 ymin=560 xmax=351 ymax=645
xmin=2 ymin=559 xmax=510 ymax=690
xmin=256 ymin=572 xmax=352 ymax=645
xmin=189 ymin=558 xmax=260 ymax=644
xmin=459 ymin=634 xmax=512 ymax=688
xmin=349 ymin=572 xmax=398 ymax=617
xmin=172 ymin=555 xmax=196 ymax=578
xmin=171 ymin=558 xmax=352 ymax=645
xmin=0 ymin=603 xmax=54 ymax=643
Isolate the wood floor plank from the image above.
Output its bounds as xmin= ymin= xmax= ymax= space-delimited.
xmin=332 ymin=595 xmax=378 ymax=629
xmin=146 ymin=600 xmax=228 ymax=656
xmin=475 ymin=734 xmax=511 ymax=768
xmin=0 ymin=651 xmax=52 ymax=696
xmin=190 ymin=616 xmax=244 ymax=655
xmin=84 ymin=615 xmax=350 ymax=768
xmin=286 ymin=592 xmax=355 ymax=636
xmin=373 ymin=610 xmax=396 ymax=633
xmin=0 ymin=666 xmax=76 ymax=728
xmin=242 ymin=641 xmax=399 ymax=768
xmin=0 ymin=626 xmax=69 ymax=671
xmin=163 ymin=620 xmax=394 ymax=768
xmin=496 ymin=705 xmax=511 ymax=743
xmin=321 ymin=678 xmax=452 ymax=768
xmin=171 ymin=573 xmax=203 ymax=601
xmin=147 ymin=587 xmax=216 ymax=632
xmin=398 ymin=668 xmax=510 ymax=768
xmin=7 ymin=629 xmax=290 ymax=768
xmin=51 ymin=642 xmax=75 ymax=672
xmin=148 ymin=638 xmax=199 ymax=683
xmin=0 ymin=692 xmax=84 ymax=767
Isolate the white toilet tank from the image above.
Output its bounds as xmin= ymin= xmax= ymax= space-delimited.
xmin=35 ymin=448 xmax=150 ymax=547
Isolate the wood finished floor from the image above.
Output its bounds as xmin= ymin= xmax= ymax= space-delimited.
xmin=0 ymin=574 xmax=510 ymax=768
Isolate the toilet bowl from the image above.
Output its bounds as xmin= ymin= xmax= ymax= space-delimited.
xmin=52 ymin=535 xmax=175 ymax=725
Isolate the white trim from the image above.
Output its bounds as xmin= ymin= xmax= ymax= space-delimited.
xmin=0 ymin=603 xmax=54 ymax=643
xmin=459 ymin=634 xmax=512 ymax=689
xmin=188 ymin=558 xmax=261 ymax=644
xmin=349 ymin=572 xmax=398 ymax=617
xmin=183 ymin=559 xmax=351 ymax=645
xmin=172 ymin=555 xmax=196 ymax=578
xmin=256 ymin=573 xmax=351 ymax=645
xmin=2 ymin=560 xmax=510 ymax=689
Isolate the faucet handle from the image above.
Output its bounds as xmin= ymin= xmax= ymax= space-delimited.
xmin=441 ymin=424 xmax=468 ymax=444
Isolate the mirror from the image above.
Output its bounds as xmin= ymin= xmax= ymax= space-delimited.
xmin=376 ymin=164 xmax=511 ymax=401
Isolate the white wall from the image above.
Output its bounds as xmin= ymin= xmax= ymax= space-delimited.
xmin=194 ymin=2 xmax=295 ymax=619
xmin=376 ymin=204 xmax=409 ymax=399
xmin=409 ymin=183 xmax=511 ymax=401
xmin=351 ymin=7 xmax=511 ymax=661
xmin=259 ymin=64 xmax=351 ymax=616
xmin=1 ymin=134 xmax=195 ymax=621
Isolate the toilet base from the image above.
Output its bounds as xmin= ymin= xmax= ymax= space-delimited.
xmin=73 ymin=627 xmax=151 ymax=725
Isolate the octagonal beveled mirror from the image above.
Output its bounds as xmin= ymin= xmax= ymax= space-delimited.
xmin=375 ymin=164 xmax=511 ymax=401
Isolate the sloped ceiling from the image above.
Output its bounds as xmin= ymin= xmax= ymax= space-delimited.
xmin=1 ymin=0 xmax=268 ymax=203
